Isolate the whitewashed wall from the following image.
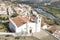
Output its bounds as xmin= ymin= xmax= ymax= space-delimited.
xmin=9 ymin=17 xmax=41 ymax=33
xmin=27 ymin=23 xmax=36 ymax=33
xmin=16 ymin=23 xmax=27 ymax=33
xmin=0 ymin=11 xmax=7 ymax=14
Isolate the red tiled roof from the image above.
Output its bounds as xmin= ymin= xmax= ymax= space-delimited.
xmin=54 ymin=31 xmax=60 ymax=37
xmin=50 ymin=27 xmax=57 ymax=33
xmin=12 ymin=16 xmax=29 ymax=27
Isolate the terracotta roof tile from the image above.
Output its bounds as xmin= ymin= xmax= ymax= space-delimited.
xmin=12 ymin=16 xmax=29 ymax=27
xmin=54 ymin=31 xmax=60 ymax=37
xmin=50 ymin=27 xmax=57 ymax=33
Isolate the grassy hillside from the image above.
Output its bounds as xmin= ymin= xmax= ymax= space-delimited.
xmin=41 ymin=6 xmax=60 ymax=19
xmin=51 ymin=1 xmax=60 ymax=8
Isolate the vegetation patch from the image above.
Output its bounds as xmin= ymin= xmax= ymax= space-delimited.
xmin=11 ymin=13 xmax=19 ymax=17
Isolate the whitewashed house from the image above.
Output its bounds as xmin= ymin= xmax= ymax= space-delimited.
xmin=8 ymin=6 xmax=15 ymax=16
xmin=9 ymin=15 xmax=42 ymax=34
xmin=0 ymin=6 xmax=7 ymax=14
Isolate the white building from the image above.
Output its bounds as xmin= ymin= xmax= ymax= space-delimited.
xmin=44 ymin=3 xmax=51 ymax=6
xmin=9 ymin=15 xmax=42 ymax=34
xmin=8 ymin=6 xmax=15 ymax=16
xmin=0 ymin=3 xmax=7 ymax=14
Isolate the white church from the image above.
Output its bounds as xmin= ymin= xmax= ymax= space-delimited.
xmin=9 ymin=14 xmax=42 ymax=34
xmin=8 ymin=4 xmax=42 ymax=35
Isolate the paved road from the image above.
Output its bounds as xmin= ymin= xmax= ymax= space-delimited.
xmin=34 ymin=8 xmax=60 ymax=23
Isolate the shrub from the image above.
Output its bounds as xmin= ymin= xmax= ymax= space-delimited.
xmin=46 ymin=18 xmax=55 ymax=25
xmin=11 ymin=13 xmax=19 ymax=17
xmin=15 ymin=36 xmax=20 ymax=39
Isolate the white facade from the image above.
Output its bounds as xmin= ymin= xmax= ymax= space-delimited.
xmin=8 ymin=6 xmax=14 ymax=16
xmin=0 ymin=11 xmax=7 ymax=14
xmin=0 ymin=3 xmax=7 ymax=14
xmin=42 ymin=25 xmax=48 ymax=29
xmin=44 ymin=3 xmax=51 ymax=6
xmin=0 ymin=7 xmax=7 ymax=14
xmin=9 ymin=16 xmax=42 ymax=34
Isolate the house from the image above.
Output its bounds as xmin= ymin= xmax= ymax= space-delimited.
xmin=44 ymin=3 xmax=51 ymax=6
xmin=13 ymin=7 xmax=23 ymax=15
xmin=0 ymin=3 xmax=7 ymax=14
xmin=9 ymin=15 xmax=41 ymax=34
xmin=42 ymin=23 xmax=60 ymax=39
xmin=52 ymin=30 xmax=60 ymax=39
xmin=8 ymin=6 xmax=15 ymax=16
xmin=0 ymin=3 xmax=8 ymax=23
xmin=49 ymin=27 xmax=57 ymax=33
xmin=42 ymin=24 xmax=57 ymax=33
xmin=13 ymin=4 xmax=32 ymax=17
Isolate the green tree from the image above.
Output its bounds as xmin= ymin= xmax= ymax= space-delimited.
xmin=2 ymin=17 xmax=6 ymax=21
xmin=11 ymin=13 xmax=19 ymax=17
